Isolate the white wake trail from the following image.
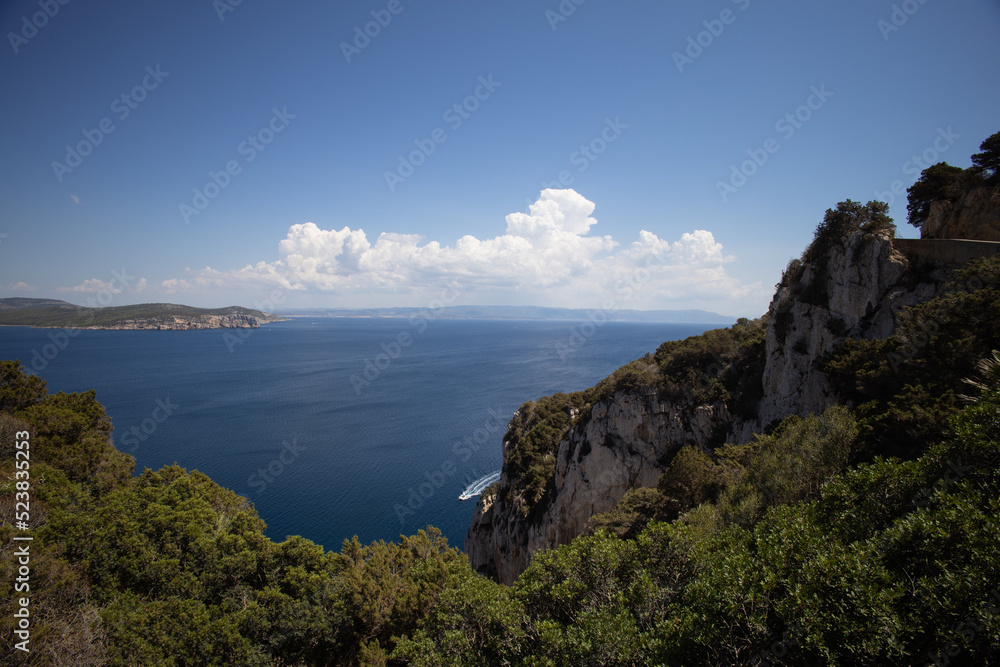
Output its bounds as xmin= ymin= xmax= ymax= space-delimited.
xmin=458 ymin=471 xmax=501 ymax=500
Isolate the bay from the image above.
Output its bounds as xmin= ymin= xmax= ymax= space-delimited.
xmin=0 ymin=318 xmax=715 ymax=551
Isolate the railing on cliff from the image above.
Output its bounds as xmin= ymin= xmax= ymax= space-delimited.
xmin=892 ymin=238 xmax=1000 ymax=264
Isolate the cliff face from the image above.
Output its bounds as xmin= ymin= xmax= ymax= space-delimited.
xmin=922 ymin=185 xmax=1000 ymax=242
xmin=467 ymin=390 xmax=729 ymax=583
xmin=752 ymin=228 xmax=940 ymax=431
xmin=467 ymin=226 xmax=948 ymax=584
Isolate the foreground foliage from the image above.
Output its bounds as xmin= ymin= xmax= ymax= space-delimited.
xmin=3 ymin=354 xmax=999 ymax=665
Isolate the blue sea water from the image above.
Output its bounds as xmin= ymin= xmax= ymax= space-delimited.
xmin=0 ymin=318 xmax=714 ymax=551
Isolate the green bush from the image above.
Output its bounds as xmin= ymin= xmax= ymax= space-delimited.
xmin=503 ymin=392 xmax=590 ymax=514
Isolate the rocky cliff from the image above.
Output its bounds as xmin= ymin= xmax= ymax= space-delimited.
xmin=922 ymin=184 xmax=1000 ymax=242
xmin=467 ymin=212 xmax=955 ymax=584
xmin=466 ymin=388 xmax=729 ymax=584
xmin=750 ymin=226 xmax=941 ymax=432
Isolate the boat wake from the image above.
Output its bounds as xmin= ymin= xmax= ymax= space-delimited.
xmin=458 ymin=471 xmax=501 ymax=501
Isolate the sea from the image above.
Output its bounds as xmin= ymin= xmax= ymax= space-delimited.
xmin=0 ymin=318 xmax=716 ymax=552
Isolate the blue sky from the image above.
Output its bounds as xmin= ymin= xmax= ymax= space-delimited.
xmin=1 ymin=0 xmax=998 ymax=317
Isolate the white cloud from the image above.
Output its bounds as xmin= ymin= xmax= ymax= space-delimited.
xmin=161 ymin=189 xmax=764 ymax=310
xmin=58 ymin=276 xmax=148 ymax=295
xmin=60 ymin=278 xmax=123 ymax=294
xmin=3 ymin=282 xmax=36 ymax=292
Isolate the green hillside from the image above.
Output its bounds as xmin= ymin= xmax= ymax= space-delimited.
xmin=0 ymin=298 xmax=73 ymax=311
xmin=0 ymin=300 xmax=273 ymax=328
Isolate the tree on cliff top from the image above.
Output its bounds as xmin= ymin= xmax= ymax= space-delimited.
xmin=905 ymin=162 xmax=965 ymax=230
xmin=906 ymin=130 xmax=1000 ymax=230
xmin=971 ymin=130 xmax=1000 ymax=182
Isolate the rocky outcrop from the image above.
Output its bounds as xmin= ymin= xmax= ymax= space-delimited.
xmin=467 ymin=390 xmax=729 ymax=583
xmin=466 ymin=226 xmax=950 ymax=584
xmin=922 ymin=185 xmax=1000 ymax=242
xmin=754 ymin=229 xmax=941 ymax=429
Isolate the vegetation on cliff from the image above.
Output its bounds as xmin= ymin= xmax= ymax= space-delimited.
xmin=582 ymin=206 xmax=1000 ymax=543
xmin=822 ymin=256 xmax=1000 ymax=459
xmin=496 ymin=315 xmax=768 ymax=520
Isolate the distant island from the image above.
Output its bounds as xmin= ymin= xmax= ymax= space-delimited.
xmin=0 ymin=298 xmax=283 ymax=330
xmin=277 ymin=305 xmax=737 ymax=324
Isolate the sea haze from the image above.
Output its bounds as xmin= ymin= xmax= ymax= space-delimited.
xmin=0 ymin=318 xmax=717 ymax=551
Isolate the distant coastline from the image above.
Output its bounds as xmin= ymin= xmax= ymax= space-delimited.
xmin=0 ymin=299 xmax=284 ymax=330
xmin=0 ymin=298 xmax=736 ymax=328
xmin=275 ymin=305 xmax=737 ymax=325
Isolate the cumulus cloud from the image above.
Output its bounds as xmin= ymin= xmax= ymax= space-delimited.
xmin=58 ymin=275 xmax=147 ymax=296
xmin=60 ymin=278 xmax=123 ymax=294
xmin=161 ymin=189 xmax=762 ymax=309
xmin=3 ymin=282 xmax=36 ymax=292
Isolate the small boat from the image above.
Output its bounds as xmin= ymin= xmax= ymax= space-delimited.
xmin=458 ymin=471 xmax=501 ymax=501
